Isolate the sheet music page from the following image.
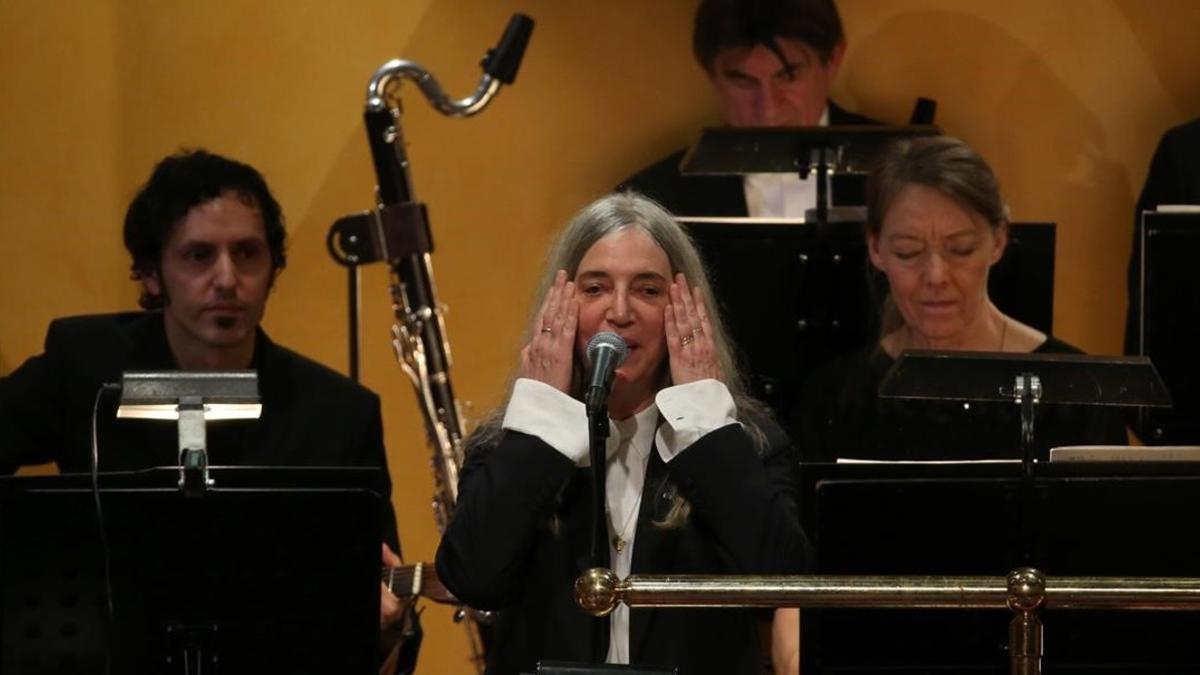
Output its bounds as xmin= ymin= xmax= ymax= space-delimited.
xmin=1049 ymin=445 xmax=1200 ymax=462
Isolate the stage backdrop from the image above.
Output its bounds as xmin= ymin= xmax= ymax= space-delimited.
xmin=3 ymin=0 xmax=1198 ymax=670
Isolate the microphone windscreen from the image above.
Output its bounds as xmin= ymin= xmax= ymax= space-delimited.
xmin=585 ymin=331 xmax=629 ymax=367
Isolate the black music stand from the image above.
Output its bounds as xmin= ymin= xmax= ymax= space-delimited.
xmin=800 ymin=354 xmax=1173 ymax=673
xmin=680 ymin=125 xmax=940 ymax=229
xmin=879 ymin=351 xmax=1167 ymax=574
xmin=800 ymin=461 xmax=1200 ymax=674
xmin=0 ymin=467 xmax=385 ymax=675
xmin=879 ymin=350 xmax=1169 ymax=469
xmin=678 ymin=221 xmax=1056 ymax=420
xmin=1136 ymin=209 xmax=1200 ymax=443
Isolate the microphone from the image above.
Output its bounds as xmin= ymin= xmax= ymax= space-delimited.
xmin=582 ymin=331 xmax=628 ymax=657
xmin=583 ymin=331 xmax=629 ymax=411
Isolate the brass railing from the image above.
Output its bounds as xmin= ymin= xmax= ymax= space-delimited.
xmin=575 ymin=567 xmax=1200 ymax=675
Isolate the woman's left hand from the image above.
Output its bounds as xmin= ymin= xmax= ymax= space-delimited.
xmin=665 ymin=273 xmax=723 ymax=386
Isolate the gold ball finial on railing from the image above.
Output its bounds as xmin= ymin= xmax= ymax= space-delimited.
xmin=1007 ymin=567 xmax=1047 ymax=612
xmin=1006 ymin=567 xmax=1046 ymax=674
xmin=575 ymin=567 xmax=620 ymax=617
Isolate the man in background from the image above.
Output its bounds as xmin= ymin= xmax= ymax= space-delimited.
xmin=619 ymin=0 xmax=875 ymax=217
xmin=1125 ymin=116 xmax=1200 ymax=356
xmin=0 ymin=149 xmax=420 ymax=672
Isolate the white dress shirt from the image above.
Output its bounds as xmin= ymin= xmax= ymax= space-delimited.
xmin=743 ymin=108 xmax=830 ymax=219
xmin=501 ymin=377 xmax=738 ymax=663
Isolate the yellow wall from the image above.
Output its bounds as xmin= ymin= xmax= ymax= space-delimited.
xmin=3 ymin=1 xmax=1199 ymax=670
xmin=0 ymin=1 xmax=125 ymax=363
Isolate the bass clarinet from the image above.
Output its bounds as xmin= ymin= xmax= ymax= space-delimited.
xmin=327 ymin=13 xmax=534 ymax=672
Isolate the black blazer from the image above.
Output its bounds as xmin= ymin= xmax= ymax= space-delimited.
xmin=617 ymin=100 xmax=879 ymax=217
xmin=436 ymin=414 xmax=808 ymax=675
xmin=0 ymin=311 xmax=400 ymax=549
xmin=1125 ymin=117 xmax=1200 ymax=355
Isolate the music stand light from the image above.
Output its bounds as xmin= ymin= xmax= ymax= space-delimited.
xmin=116 ymin=370 xmax=261 ymax=495
xmin=680 ymin=124 xmax=941 ymax=229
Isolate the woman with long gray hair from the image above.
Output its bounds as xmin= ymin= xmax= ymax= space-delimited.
xmin=436 ymin=192 xmax=808 ymax=675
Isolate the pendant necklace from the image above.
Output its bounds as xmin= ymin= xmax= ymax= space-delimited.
xmin=610 ymin=494 xmax=643 ymax=553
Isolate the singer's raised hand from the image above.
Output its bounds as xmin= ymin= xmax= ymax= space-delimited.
xmin=519 ymin=269 xmax=578 ymax=393
xmin=665 ymin=273 xmax=722 ymax=385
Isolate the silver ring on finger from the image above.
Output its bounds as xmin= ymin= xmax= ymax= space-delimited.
xmin=541 ymin=327 xmax=553 ymax=334
xmin=680 ymin=334 xmax=695 ymax=347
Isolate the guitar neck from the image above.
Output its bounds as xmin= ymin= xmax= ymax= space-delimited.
xmin=381 ymin=562 xmax=458 ymax=604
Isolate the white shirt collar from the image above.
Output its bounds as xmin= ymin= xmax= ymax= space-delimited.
xmin=611 ymin=403 xmax=659 ymax=460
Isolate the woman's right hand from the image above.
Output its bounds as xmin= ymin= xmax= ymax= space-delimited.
xmin=518 ymin=269 xmax=578 ymax=394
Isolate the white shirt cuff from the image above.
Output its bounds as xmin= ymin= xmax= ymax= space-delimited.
xmin=654 ymin=379 xmax=738 ymax=463
xmin=501 ymin=378 xmax=589 ymax=464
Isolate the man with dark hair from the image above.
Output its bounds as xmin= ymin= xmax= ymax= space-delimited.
xmin=1123 ymin=117 xmax=1200 ymax=445
xmin=620 ymin=0 xmax=875 ymax=217
xmin=123 ymin=148 xmax=288 ymax=311
xmin=0 ymin=149 xmax=419 ymax=671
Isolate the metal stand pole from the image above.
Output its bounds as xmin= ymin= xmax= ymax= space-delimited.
xmin=1015 ymin=372 xmax=1041 ymax=563
xmin=813 ymin=146 xmax=830 ymax=232
xmin=1007 ymin=568 xmax=1045 ymax=675
xmin=587 ymin=407 xmax=611 ymax=662
xmin=348 ymin=264 xmax=361 ymax=382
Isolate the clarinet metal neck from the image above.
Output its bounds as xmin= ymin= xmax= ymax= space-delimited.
xmin=366 ymin=59 xmax=503 ymax=118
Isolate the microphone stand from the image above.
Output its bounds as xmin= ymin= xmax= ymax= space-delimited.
xmin=581 ymin=335 xmax=628 ymax=664
xmin=586 ymin=393 xmax=611 ymax=663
